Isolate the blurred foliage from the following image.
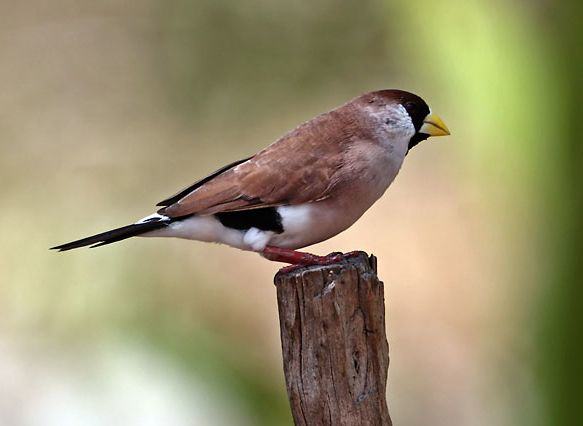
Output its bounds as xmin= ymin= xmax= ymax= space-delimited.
xmin=533 ymin=1 xmax=582 ymax=425
xmin=155 ymin=0 xmax=392 ymax=121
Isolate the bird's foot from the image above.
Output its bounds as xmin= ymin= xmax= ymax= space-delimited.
xmin=262 ymin=246 xmax=360 ymax=274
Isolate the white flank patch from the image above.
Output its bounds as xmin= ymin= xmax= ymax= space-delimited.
xmin=269 ymin=204 xmax=325 ymax=249
xmin=243 ymin=227 xmax=273 ymax=251
xmin=277 ymin=204 xmax=313 ymax=235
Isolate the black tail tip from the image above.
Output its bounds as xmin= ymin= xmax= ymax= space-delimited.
xmin=49 ymin=244 xmax=77 ymax=252
xmin=49 ymin=219 xmax=169 ymax=252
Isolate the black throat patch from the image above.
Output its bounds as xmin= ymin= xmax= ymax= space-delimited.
xmin=407 ymin=132 xmax=430 ymax=151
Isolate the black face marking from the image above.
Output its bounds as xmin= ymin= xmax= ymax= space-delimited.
xmin=407 ymin=132 xmax=430 ymax=152
xmin=401 ymin=98 xmax=430 ymax=132
xmin=215 ymin=208 xmax=284 ymax=233
xmin=393 ymin=92 xmax=431 ymax=151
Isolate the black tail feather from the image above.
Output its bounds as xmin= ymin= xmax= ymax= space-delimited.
xmin=50 ymin=221 xmax=169 ymax=252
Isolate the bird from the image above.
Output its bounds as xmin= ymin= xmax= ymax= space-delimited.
xmin=51 ymin=89 xmax=450 ymax=265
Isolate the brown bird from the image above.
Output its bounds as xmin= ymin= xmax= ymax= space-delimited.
xmin=51 ymin=89 xmax=450 ymax=265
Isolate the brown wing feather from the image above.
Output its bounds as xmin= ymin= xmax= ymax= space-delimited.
xmin=158 ymin=106 xmax=362 ymax=218
xmin=156 ymin=157 xmax=253 ymax=207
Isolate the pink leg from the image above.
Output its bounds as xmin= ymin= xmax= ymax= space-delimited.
xmin=262 ymin=246 xmax=344 ymax=266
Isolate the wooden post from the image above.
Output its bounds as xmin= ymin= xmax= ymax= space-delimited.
xmin=274 ymin=252 xmax=391 ymax=426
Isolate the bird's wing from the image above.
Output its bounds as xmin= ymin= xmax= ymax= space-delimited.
xmin=156 ymin=157 xmax=253 ymax=207
xmin=158 ymin=112 xmax=352 ymax=218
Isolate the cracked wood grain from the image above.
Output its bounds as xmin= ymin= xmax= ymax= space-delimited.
xmin=275 ymin=252 xmax=391 ymax=426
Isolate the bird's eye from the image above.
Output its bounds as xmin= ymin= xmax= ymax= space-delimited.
xmin=404 ymin=102 xmax=416 ymax=112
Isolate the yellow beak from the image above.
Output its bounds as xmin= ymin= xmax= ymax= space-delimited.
xmin=419 ymin=113 xmax=450 ymax=137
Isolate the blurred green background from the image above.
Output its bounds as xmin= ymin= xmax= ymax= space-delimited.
xmin=0 ymin=1 xmax=580 ymax=425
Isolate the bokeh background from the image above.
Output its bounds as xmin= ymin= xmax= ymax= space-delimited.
xmin=1 ymin=1 xmax=580 ymax=425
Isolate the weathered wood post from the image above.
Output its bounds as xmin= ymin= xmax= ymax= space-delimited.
xmin=274 ymin=252 xmax=391 ymax=426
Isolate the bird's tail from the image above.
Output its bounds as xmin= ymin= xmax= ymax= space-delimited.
xmin=50 ymin=216 xmax=171 ymax=252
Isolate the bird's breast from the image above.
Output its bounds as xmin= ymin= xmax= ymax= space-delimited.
xmin=269 ymin=141 xmax=407 ymax=249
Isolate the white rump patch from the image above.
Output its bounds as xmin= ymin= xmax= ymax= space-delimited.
xmin=136 ymin=213 xmax=169 ymax=224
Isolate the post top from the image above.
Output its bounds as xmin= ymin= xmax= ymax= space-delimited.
xmin=274 ymin=251 xmax=377 ymax=283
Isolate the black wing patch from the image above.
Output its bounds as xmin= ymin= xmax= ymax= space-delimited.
xmin=156 ymin=156 xmax=253 ymax=207
xmin=215 ymin=207 xmax=284 ymax=233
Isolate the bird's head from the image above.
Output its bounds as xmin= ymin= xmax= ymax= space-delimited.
xmin=361 ymin=89 xmax=450 ymax=152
